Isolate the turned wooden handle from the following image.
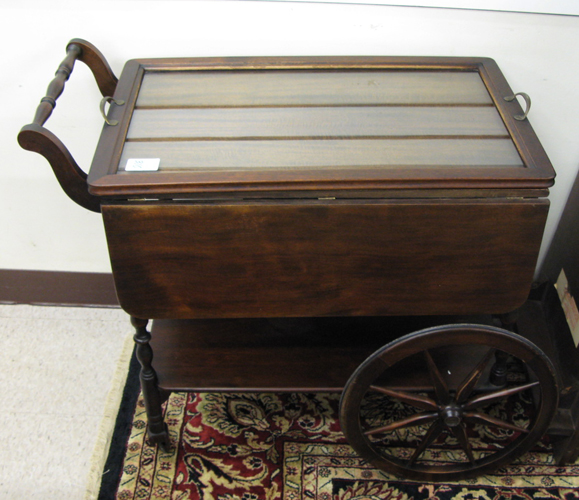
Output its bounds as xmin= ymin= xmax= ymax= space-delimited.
xmin=31 ymin=39 xmax=118 ymax=126
xmin=31 ymin=43 xmax=81 ymax=126
xmin=18 ymin=39 xmax=119 ymax=213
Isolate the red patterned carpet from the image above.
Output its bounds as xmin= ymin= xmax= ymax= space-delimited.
xmin=112 ymin=391 xmax=579 ymax=500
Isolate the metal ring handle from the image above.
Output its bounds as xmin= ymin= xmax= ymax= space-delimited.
xmin=99 ymin=96 xmax=125 ymax=126
xmin=504 ymin=92 xmax=531 ymax=121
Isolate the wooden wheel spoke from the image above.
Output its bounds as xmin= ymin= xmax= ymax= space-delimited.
xmin=456 ymin=348 xmax=496 ymax=403
xmin=364 ymin=412 xmax=438 ymax=436
xmin=424 ymin=350 xmax=451 ymax=405
xmin=463 ymin=411 xmax=529 ymax=434
xmin=464 ymin=381 xmax=540 ymax=410
xmin=408 ymin=420 xmax=444 ymax=466
xmin=450 ymin=424 xmax=475 ymax=464
xmin=369 ymin=385 xmax=438 ymax=411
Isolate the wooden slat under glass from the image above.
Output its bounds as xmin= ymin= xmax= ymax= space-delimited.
xmin=117 ymin=69 xmax=523 ymax=174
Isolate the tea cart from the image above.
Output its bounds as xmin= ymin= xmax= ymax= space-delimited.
xmin=19 ymin=39 xmax=579 ymax=481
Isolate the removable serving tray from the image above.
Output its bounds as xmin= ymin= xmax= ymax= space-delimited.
xmin=87 ymin=56 xmax=554 ymax=199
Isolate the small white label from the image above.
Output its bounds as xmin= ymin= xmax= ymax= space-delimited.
xmin=125 ymin=158 xmax=160 ymax=172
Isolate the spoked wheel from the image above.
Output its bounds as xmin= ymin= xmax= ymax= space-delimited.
xmin=340 ymin=324 xmax=558 ymax=481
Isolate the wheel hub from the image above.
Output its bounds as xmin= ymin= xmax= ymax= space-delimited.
xmin=440 ymin=403 xmax=462 ymax=427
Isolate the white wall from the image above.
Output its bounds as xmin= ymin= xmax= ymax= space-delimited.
xmin=283 ymin=0 xmax=579 ymax=16
xmin=3 ymin=0 xmax=579 ymax=273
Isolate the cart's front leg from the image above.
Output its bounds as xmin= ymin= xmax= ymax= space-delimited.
xmin=131 ymin=317 xmax=170 ymax=451
xmin=490 ymin=309 xmax=522 ymax=386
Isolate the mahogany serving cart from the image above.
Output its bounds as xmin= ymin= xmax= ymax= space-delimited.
xmin=19 ymin=39 xmax=579 ymax=481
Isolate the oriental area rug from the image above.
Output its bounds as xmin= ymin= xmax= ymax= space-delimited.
xmin=103 ymin=388 xmax=579 ymax=500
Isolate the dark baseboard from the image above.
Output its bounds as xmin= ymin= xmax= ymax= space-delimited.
xmin=0 ymin=269 xmax=119 ymax=307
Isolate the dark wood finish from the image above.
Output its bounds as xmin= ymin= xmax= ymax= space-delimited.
xmin=0 ymin=269 xmax=118 ymax=306
xmin=91 ymin=171 xmax=552 ymax=200
xmin=68 ymin=38 xmax=118 ymax=97
xmin=89 ymin=59 xmax=145 ymax=196
xmin=516 ymin=286 xmax=579 ymax=464
xmin=30 ymin=43 xmax=82 ymax=127
xmin=18 ymin=124 xmax=101 ymax=212
xmin=477 ymin=59 xmax=555 ymax=187
xmin=18 ymin=39 xmax=119 ymax=213
xmin=148 ymin=314 xmax=515 ymax=392
xmin=131 ymin=317 xmax=170 ymax=450
xmin=103 ymin=199 xmax=548 ymax=319
xmin=92 ymin=188 xmax=552 ymax=201
xmin=489 ymin=350 xmax=510 ymax=386
xmin=150 ymin=316 xmax=412 ymax=391
xmin=24 ymin=39 xmax=117 ymax=128
xmin=530 ymin=111 xmax=579 ymax=463
xmin=339 ymin=324 xmax=558 ymax=481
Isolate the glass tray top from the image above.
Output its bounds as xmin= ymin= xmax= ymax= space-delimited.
xmin=117 ymin=69 xmax=522 ymax=174
xmin=87 ymin=57 xmax=554 ymax=197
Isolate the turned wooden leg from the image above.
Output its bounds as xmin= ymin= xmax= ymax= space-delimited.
xmin=490 ymin=350 xmax=509 ymax=386
xmin=490 ymin=309 xmax=521 ymax=386
xmin=131 ymin=317 xmax=170 ymax=451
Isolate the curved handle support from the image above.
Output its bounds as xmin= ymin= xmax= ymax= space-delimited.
xmin=18 ymin=124 xmax=101 ymax=213
xmin=18 ymin=39 xmax=119 ymax=212
xmin=68 ymin=38 xmax=118 ymax=98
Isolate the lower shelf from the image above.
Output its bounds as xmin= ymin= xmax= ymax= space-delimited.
xmin=141 ymin=286 xmax=579 ymax=465
xmin=149 ymin=315 xmax=493 ymax=392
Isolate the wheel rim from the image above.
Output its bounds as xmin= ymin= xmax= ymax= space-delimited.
xmin=340 ymin=324 xmax=558 ymax=481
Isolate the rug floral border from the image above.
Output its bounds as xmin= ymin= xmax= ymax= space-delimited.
xmin=114 ymin=392 xmax=579 ymax=500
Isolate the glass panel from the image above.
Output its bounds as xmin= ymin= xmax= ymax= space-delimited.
xmin=118 ymin=139 xmax=523 ymax=172
xmin=136 ymin=70 xmax=492 ymax=107
xmin=126 ymin=106 xmax=508 ymax=140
